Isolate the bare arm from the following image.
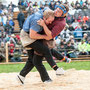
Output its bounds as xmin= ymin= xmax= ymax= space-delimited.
xmin=29 ymin=29 xmax=49 ymax=40
xmin=37 ymin=19 xmax=52 ymax=40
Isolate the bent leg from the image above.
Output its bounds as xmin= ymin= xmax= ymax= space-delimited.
xmin=28 ymin=40 xmax=57 ymax=68
xmin=51 ymin=49 xmax=64 ymax=60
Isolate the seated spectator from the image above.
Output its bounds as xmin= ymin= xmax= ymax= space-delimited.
xmin=83 ymin=16 xmax=89 ymax=23
xmin=83 ymin=33 xmax=88 ymax=43
xmin=27 ymin=6 xmax=34 ymax=16
xmin=10 ymin=45 xmax=22 ymax=62
xmin=0 ymin=2 xmax=4 ymax=10
xmin=4 ymin=34 xmax=11 ymax=43
xmin=4 ymin=21 xmax=12 ymax=35
xmin=78 ymin=39 xmax=88 ymax=55
xmin=8 ymin=16 xmax=15 ymax=34
xmin=75 ymin=1 xmax=81 ymax=9
xmin=68 ymin=24 xmax=74 ymax=31
xmin=82 ymin=23 xmax=88 ymax=34
xmin=82 ymin=3 xmax=88 ymax=10
xmin=73 ymin=24 xmax=83 ymax=39
xmin=55 ymin=36 xmax=61 ymax=48
xmin=0 ymin=42 xmax=5 ymax=62
xmin=18 ymin=0 xmax=26 ymax=11
xmin=49 ymin=1 xmax=55 ymax=10
xmin=0 ymin=22 xmax=4 ymax=31
xmin=3 ymin=13 xmax=7 ymax=26
xmin=0 ymin=14 xmax=4 ymax=25
xmin=8 ymin=40 xmax=15 ymax=60
xmin=86 ymin=18 xmax=90 ymax=30
xmin=80 ymin=0 xmax=83 ymax=7
xmin=33 ymin=2 xmax=39 ymax=12
xmin=66 ymin=14 xmax=73 ymax=24
xmin=22 ymin=49 xmax=27 ymax=56
xmin=87 ymin=39 xmax=90 ymax=55
xmin=71 ymin=1 xmax=75 ymax=8
xmin=72 ymin=19 xmax=79 ymax=29
xmin=9 ymin=34 xmax=16 ymax=45
xmin=0 ymin=29 xmax=6 ymax=43
xmin=65 ymin=41 xmax=77 ymax=58
xmin=57 ymin=42 xmax=66 ymax=56
xmin=8 ymin=2 xmax=16 ymax=12
xmin=60 ymin=25 xmax=71 ymax=42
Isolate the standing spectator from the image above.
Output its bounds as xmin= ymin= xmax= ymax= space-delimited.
xmin=17 ymin=10 xmax=25 ymax=30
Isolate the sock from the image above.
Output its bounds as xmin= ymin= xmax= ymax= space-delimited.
xmin=53 ymin=66 xmax=58 ymax=71
xmin=62 ymin=57 xmax=65 ymax=61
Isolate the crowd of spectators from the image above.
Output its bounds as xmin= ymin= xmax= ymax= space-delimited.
xmin=0 ymin=0 xmax=90 ymax=62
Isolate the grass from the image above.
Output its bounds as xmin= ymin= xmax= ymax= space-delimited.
xmin=0 ymin=61 xmax=90 ymax=73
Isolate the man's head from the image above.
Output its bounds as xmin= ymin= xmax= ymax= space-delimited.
xmin=54 ymin=4 xmax=69 ymax=17
xmin=43 ymin=9 xmax=55 ymax=25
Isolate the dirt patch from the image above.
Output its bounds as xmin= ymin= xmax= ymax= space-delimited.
xmin=0 ymin=69 xmax=90 ymax=90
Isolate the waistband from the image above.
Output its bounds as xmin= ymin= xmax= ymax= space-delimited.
xmin=22 ymin=29 xmax=29 ymax=34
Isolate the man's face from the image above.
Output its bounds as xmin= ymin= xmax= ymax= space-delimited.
xmin=44 ymin=16 xmax=54 ymax=25
xmin=54 ymin=8 xmax=63 ymax=17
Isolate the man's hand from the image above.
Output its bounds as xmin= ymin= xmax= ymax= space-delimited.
xmin=37 ymin=19 xmax=45 ymax=27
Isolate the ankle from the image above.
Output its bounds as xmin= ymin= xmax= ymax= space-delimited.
xmin=52 ymin=65 xmax=58 ymax=71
